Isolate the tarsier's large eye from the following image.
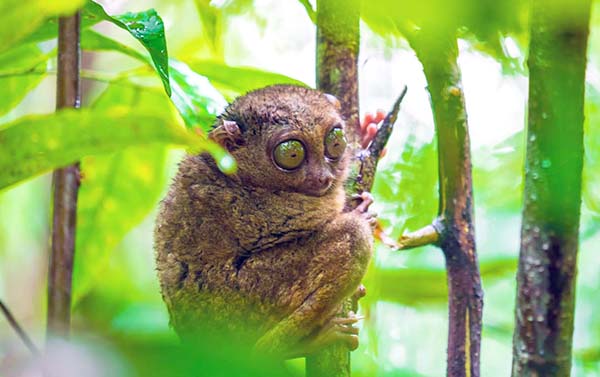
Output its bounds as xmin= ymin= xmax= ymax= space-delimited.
xmin=273 ymin=139 xmax=306 ymax=170
xmin=324 ymin=127 xmax=346 ymax=160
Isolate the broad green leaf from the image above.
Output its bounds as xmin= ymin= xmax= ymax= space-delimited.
xmin=0 ymin=45 xmax=49 ymax=117
xmin=74 ymin=146 xmax=167 ymax=302
xmin=77 ymin=35 xmax=228 ymax=137
xmin=71 ymin=82 xmax=233 ymax=302
xmin=81 ymin=29 xmax=147 ymax=62
xmin=0 ymin=0 xmax=84 ymax=53
xmin=22 ymin=1 xmax=171 ymax=96
xmin=72 ymin=84 xmax=173 ymax=302
xmin=0 ymin=108 xmax=203 ymax=191
xmin=169 ymin=59 xmax=228 ymax=133
xmin=76 ymin=33 xmax=228 ymax=134
xmin=188 ymin=60 xmax=306 ymax=100
xmin=108 ymin=8 xmax=170 ymax=96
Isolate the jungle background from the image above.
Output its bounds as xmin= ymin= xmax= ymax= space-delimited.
xmin=0 ymin=0 xmax=599 ymax=376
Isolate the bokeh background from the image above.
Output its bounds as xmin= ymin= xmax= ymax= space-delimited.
xmin=1 ymin=0 xmax=599 ymax=376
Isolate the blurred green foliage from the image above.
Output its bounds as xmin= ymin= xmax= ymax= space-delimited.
xmin=0 ymin=0 xmax=599 ymax=376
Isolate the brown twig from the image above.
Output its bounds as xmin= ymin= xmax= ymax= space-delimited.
xmin=397 ymin=220 xmax=441 ymax=250
xmin=405 ymin=24 xmax=483 ymax=377
xmin=47 ymin=11 xmax=81 ymax=340
xmin=0 ymin=299 xmax=41 ymax=357
xmin=351 ymin=86 xmax=408 ymax=198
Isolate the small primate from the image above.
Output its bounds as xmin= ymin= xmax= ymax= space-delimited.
xmin=154 ymin=85 xmax=374 ymax=358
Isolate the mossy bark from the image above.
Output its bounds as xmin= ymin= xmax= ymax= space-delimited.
xmin=512 ymin=1 xmax=591 ymax=375
xmin=409 ymin=26 xmax=483 ymax=377
xmin=307 ymin=1 xmax=359 ymax=376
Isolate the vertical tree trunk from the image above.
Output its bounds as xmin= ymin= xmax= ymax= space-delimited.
xmin=47 ymin=12 xmax=81 ymax=340
xmin=307 ymin=1 xmax=359 ymax=376
xmin=512 ymin=1 xmax=591 ymax=375
xmin=314 ymin=0 xmax=360 ymax=146
xmin=408 ymin=26 xmax=483 ymax=377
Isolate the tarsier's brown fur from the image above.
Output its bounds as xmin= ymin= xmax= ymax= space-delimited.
xmin=154 ymin=85 xmax=373 ymax=358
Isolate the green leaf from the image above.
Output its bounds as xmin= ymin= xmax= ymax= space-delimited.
xmin=0 ymin=45 xmax=49 ymax=117
xmin=81 ymin=29 xmax=147 ymax=62
xmin=77 ymin=35 xmax=229 ymax=134
xmin=22 ymin=1 xmax=171 ymax=96
xmin=0 ymin=108 xmax=203 ymax=191
xmin=108 ymin=8 xmax=170 ymax=96
xmin=74 ymin=146 xmax=167 ymax=302
xmin=72 ymin=82 xmax=234 ymax=302
xmin=169 ymin=59 xmax=228 ymax=133
xmin=188 ymin=60 xmax=306 ymax=100
xmin=296 ymin=0 xmax=316 ymax=23
xmin=0 ymin=0 xmax=84 ymax=53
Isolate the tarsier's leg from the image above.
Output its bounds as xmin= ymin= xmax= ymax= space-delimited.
xmin=254 ymin=199 xmax=374 ymax=358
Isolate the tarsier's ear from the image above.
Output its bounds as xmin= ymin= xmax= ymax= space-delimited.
xmin=209 ymin=120 xmax=244 ymax=151
xmin=324 ymin=93 xmax=341 ymax=110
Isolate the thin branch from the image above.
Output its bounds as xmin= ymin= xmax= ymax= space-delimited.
xmin=47 ymin=11 xmax=81 ymax=340
xmin=368 ymin=85 xmax=407 ymax=159
xmin=398 ymin=222 xmax=440 ymax=250
xmin=409 ymin=24 xmax=483 ymax=377
xmin=352 ymin=86 xmax=408 ymax=196
xmin=0 ymin=299 xmax=41 ymax=357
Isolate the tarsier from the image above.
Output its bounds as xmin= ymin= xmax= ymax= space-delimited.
xmin=154 ymin=85 xmax=376 ymax=358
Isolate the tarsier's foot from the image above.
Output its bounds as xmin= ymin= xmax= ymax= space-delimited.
xmin=303 ymin=311 xmax=364 ymax=354
xmin=352 ymin=192 xmax=377 ymax=229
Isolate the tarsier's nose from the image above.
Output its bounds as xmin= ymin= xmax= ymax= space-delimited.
xmin=306 ymin=172 xmax=333 ymax=193
xmin=318 ymin=175 xmax=333 ymax=187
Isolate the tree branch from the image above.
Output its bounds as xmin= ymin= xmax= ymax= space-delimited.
xmin=352 ymin=86 xmax=407 ymax=196
xmin=47 ymin=11 xmax=81 ymax=340
xmin=398 ymin=222 xmax=440 ymax=250
xmin=308 ymin=1 xmax=359 ymax=376
xmin=0 ymin=299 xmax=41 ymax=357
xmin=512 ymin=1 xmax=591 ymax=375
xmin=407 ymin=24 xmax=483 ymax=377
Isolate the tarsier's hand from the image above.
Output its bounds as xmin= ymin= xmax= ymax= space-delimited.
xmin=360 ymin=110 xmax=386 ymax=149
xmin=352 ymin=192 xmax=377 ymax=230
